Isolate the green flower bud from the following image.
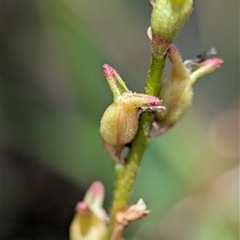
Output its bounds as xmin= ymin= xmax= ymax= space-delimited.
xmin=152 ymin=44 xmax=223 ymax=136
xmin=151 ymin=0 xmax=193 ymax=42
xmin=150 ymin=0 xmax=193 ymax=55
xmin=100 ymin=64 xmax=163 ymax=163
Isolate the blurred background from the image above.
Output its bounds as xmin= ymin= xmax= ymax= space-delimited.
xmin=2 ymin=0 xmax=239 ymax=239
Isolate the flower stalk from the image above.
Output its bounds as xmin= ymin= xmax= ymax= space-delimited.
xmin=106 ymin=56 xmax=166 ymax=240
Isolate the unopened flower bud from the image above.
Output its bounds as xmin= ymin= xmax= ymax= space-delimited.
xmin=84 ymin=181 xmax=107 ymax=222
xmin=150 ymin=0 xmax=193 ymax=55
xmin=69 ymin=182 xmax=107 ymax=240
xmin=152 ymin=44 xmax=223 ymax=136
xmin=100 ymin=64 xmax=164 ymax=163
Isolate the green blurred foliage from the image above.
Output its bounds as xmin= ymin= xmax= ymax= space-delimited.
xmin=3 ymin=0 xmax=239 ymax=239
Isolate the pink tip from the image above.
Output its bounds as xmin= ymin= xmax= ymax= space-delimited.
xmin=103 ymin=63 xmax=117 ymax=80
xmin=75 ymin=201 xmax=90 ymax=213
xmin=149 ymin=97 xmax=162 ymax=106
xmin=103 ymin=63 xmax=113 ymax=74
xmin=204 ymin=58 xmax=224 ymax=68
xmin=89 ymin=181 xmax=104 ymax=197
xmin=168 ymin=44 xmax=179 ymax=55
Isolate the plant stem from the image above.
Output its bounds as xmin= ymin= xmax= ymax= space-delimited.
xmin=107 ymin=54 xmax=166 ymax=240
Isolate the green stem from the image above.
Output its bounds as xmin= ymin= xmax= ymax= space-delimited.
xmin=146 ymin=55 xmax=166 ymax=96
xmin=106 ymin=54 xmax=166 ymax=239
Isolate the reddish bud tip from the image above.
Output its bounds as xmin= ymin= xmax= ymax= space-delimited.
xmin=168 ymin=44 xmax=179 ymax=55
xmin=103 ymin=64 xmax=117 ymax=80
xmin=75 ymin=201 xmax=90 ymax=213
xmin=149 ymin=97 xmax=162 ymax=106
xmin=90 ymin=181 xmax=104 ymax=197
xmin=203 ymin=58 xmax=224 ymax=68
xmin=103 ymin=63 xmax=113 ymax=74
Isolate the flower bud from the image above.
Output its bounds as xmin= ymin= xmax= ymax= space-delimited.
xmin=83 ymin=181 xmax=107 ymax=222
xmin=151 ymin=0 xmax=192 ymax=42
xmin=100 ymin=64 xmax=164 ymax=163
xmin=69 ymin=182 xmax=107 ymax=240
xmin=152 ymin=44 xmax=223 ymax=136
xmin=150 ymin=0 xmax=193 ymax=55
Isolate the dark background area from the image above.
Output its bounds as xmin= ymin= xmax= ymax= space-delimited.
xmin=2 ymin=1 xmax=239 ymax=239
